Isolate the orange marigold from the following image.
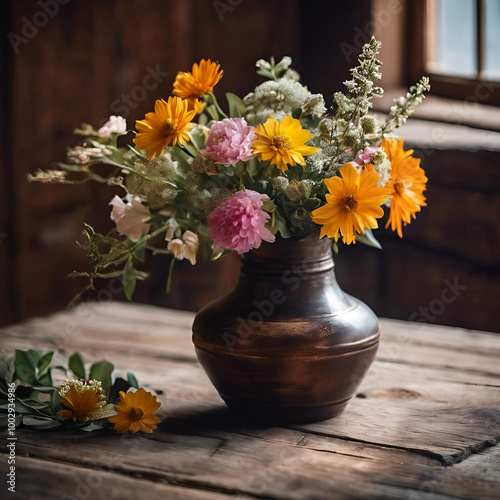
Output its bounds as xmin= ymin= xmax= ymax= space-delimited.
xmin=382 ymin=137 xmax=427 ymax=238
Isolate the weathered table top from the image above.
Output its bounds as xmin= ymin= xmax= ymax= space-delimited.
xmin=1 ymin=302 xmax=500 ymax=499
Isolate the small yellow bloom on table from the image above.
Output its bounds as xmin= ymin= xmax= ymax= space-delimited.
xmin=57 ymin=380 xmax=108 ymax=422
xmin=108 ymin=388 xmax=161 ymax=434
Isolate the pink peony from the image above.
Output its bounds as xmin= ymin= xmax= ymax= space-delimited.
xmin=208 ymin=190 xmax=275 ymax=254
xmin=201 ymin=118 xmax=257 ymax=165
xmin=109 ymin=196 xmax=151 ymax=241
xmin=352 ymin=146 xmax=381 ymax=167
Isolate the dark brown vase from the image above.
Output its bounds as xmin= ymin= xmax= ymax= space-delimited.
xmin=192 ymin=236 xmax=379 ymax=423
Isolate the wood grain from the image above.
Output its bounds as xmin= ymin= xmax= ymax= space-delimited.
xmin=1 ymin=302 xmax=499 ymax=499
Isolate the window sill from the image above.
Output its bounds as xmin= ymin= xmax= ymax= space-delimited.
xmin=372 ymin=90 xmax=500 ymax=152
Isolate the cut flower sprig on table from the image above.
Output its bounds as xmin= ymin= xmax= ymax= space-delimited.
xmin=29 ymin=37 xmax=430 ymax=300
xmin=0 ymin=349 xmax=162 ymax=434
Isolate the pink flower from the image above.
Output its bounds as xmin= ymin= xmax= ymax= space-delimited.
xmin=201 ymin=118 xmax=257 ymax=165
xmin=109 ymin=196 xmax=151 ymax=241
xmin=208 ymin=190 xmax=275 ymax=254
xmin=352 ymin=146 xmax=381 ymax=167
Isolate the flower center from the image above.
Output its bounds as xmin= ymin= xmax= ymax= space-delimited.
xmin=340 ymin=194 xmax=359 ymax=213
xmin=129 ymin=408 xmax=144 ymax=422
xmin=394 ymin=178 xmax=411 ymax=196
xmin=162 ymin=118 xmax=177 ymax=136
xmin=271 ymin=135 xmax=292 ymax=151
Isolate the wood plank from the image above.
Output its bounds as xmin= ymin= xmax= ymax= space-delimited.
xmin=0 ymin=428 xmax=450 ymax=500
xmin=10 ymin=455 xmax=249 ymax=500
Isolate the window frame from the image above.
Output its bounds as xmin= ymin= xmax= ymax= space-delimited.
xmin=407 ymin=0 xmax=500 ymax=105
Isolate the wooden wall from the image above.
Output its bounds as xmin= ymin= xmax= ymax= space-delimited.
xmin=1 ymin=0 xmax=499 ymax=333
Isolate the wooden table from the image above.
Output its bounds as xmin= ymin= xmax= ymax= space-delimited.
xmin=1 ymin=302 xmax=500 ymax=499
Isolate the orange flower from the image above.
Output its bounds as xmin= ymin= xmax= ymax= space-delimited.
xmin=133 ymin=97 xmax=196 ymax=159
xmin=108 ymin=388 xmax=161 ymax=434
xmin=382 ymin=137 xmax=427 ymax=238
xmin=56 ymin=380 xmax=107 ymax=422
xmin=312 ymin=163 xmax=390 ymax=244
xmin=173 ymin=59 xmax=223 ymax=113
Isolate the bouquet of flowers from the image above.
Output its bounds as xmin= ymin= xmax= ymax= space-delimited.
xmin=30 ymin=37 xmax=430 ymax=299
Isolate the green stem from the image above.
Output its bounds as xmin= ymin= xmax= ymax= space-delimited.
xmin=208 ymin=93 xmax=228 ymax=119
xmin=166 ymin=258 xmax=175 ymax=294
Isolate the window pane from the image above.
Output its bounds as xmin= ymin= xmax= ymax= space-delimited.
xmin=483 ymin=0 xmax=500 ymax=81
xmin=428 ymin=0 xmax=477 ymax=78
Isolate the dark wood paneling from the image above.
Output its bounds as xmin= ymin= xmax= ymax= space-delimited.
xmin=2 ymin=0 xmax=499 ymax=333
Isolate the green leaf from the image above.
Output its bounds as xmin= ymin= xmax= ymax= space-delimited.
xmin=183 ymin=143 xmax=198 ymax=158
xmin=356 ymin=228 xmax=382 ymax=249
xmin=133 ymin=242 xmax=146 ymax=263
xmin=36 ymin=371 xmax=53 ymax=387
xmin=108 ymin=377 xmax=131 ymax=403
xmin=127 ymin=144 xmax=149 ymax=161
xmin=189 ymin=127 xmax=206 ymax=151
xmin=89 ymin=361 xmax=114 ymax=394
xmin=256 ymin=68 xmax=275 ymax=80
xmin=51 ymin=389 xmax=61 ymax=409
xmin=261 ymin=200 xmax=277 ymax=213
xmin=68 ymin=353 xmax=86 ymax=379
xmin=14 ymin=350 xmax=39 ymax=384
xmin=23 ymin=415 xmax=62 ymax=429
xmin=205 ymin=104 xmax=219 ymax=121
xmin=127 ymin=372 xmax=139 ymax=389
xmin=36 ymin=352 xmax=53 ymax=374
xmin=210 ymin=247 xmax=232 ymax=261
xmin=226 ymin=93 xmax=246 ymax=118
xmin=123 ymin=258 xmax=136 ymax=301
xmin=80 ymin=421 xmax=107 ymax=432
xmin=274 ymin=210 xmax=291 ymax=239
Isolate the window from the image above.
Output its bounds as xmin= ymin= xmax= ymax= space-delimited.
xmin=408 ymin=0 xmax=500 ymax=104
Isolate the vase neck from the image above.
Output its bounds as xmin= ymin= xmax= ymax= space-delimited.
xmin=241 ymin=237 xmax=334 ymax=275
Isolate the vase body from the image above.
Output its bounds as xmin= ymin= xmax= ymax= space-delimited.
xmin=192 ymin=237 xmax=379 ymax=423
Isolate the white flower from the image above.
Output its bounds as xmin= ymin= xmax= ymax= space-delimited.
xmin=109 ymin=196 xmax=150 ymax=241
xmin=166 ymin=230 xmax=198 ymax=265
xmin=182 ymin=230 xmax=199 ymax=265
xmin=98 ymin=116 xmax=127 ymax=139
xmin=167 ymin=239 xmax=186 ymax=260
xmin=165 ymin=225 xmax=176 ymax=242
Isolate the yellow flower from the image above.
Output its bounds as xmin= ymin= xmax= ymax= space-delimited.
xmin=133 ymin=97 xmax=196 ymax=159
xmin=108 ymin=388 xmax=161 ymax=434
xmin=312 ymin=163 xmax=390 ymax=244
xmin=56 ymin=380 xmax=107 ymax=422
xmin=252 ymin=116 xmax=318 ymax=172
xmin=173 ymin=59 xmax=223 ymax=113
xmin=382 ymin=137 xmax=427 ymax=238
